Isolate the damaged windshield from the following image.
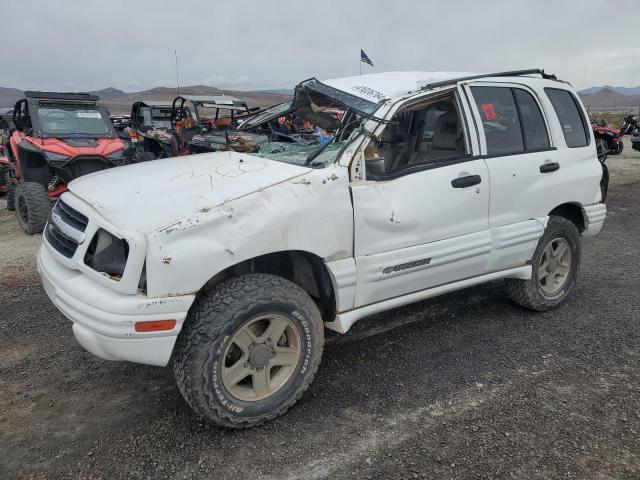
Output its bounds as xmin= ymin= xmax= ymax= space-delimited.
xmin=300 ymin=79 xmax=380 ymax=115
xmin=248 ymin=80 xmax=374 ymax=168
xmin=256 ymin=141 xmax=348 ymax=168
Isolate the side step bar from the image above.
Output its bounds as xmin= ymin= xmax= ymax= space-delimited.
xmin=325 ymin=265 xmax=532 ymax=334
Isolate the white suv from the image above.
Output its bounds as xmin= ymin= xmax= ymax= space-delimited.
xmin=38 ymin=69 xmax=607 ymax=428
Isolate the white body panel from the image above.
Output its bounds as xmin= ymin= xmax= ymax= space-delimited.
xmin=351 ymin=160 xmax=490 ymax=307
xmin=37 ymin=71 xmax=607 ymax=364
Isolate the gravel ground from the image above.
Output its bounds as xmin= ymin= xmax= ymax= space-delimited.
xmin=1 ymin=140 xmax=639 ymax=480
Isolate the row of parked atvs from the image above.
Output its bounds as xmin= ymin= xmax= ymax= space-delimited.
xmin=0 ymin=90 xmax=334 ymax=234
xmin=591 ymin=114 xmax=640 ymax=156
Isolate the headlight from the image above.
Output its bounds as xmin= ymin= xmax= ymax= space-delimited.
xmin=44 ymin=151 xmax=71 ymax=166
xmin=84 ymin=229 xmax=129 ymax=281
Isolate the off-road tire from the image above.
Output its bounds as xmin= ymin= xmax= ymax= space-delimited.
xmin=14 ymin=181 xmax=51 ymax=234
xmin=173 ymin=274 xmax=324 ymax=429
xmin=131 ymin=149 xmax=156 ymax=162
xmin=505 ymin=216 xmax=581 ymax=311
xmin=5 ymin=173 xmax=15 ymax=211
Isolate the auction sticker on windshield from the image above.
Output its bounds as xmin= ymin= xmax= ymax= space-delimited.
xmin=76 ymin=112 xmax=102 ymax=119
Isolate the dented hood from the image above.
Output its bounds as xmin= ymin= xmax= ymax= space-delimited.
xmin=68 ymin=151 xmax=311 ymax=233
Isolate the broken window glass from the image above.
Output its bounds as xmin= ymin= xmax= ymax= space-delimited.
xmin=253 ymin=140 xmax=348 ymax=168
xmin=300 ymin=80 xmax=380 ymax=115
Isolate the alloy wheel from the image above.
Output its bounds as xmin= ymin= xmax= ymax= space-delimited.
xmin=538 ymin=237 xmax=572 ymax=295
xmin=221 ymin=314 xmax=301 ymax=401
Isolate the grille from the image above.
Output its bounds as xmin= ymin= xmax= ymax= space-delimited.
xmin=44 ymin=200 xmax=88 ymax=258
xmin=55 ymin=157 xmax=113 ymax=184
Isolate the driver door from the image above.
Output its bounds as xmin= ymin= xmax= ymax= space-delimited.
xmin=351 ymin=89 xmax=491 ymax=307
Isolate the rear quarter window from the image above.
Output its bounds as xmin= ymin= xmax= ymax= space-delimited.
xmin=544 ymin=88 xmax=590 ymax=148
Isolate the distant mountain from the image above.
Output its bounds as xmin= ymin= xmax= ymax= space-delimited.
xmin=579 ymin=88 xmax=640 ymax=112
xmin=254 ymin=88 xmax=295 ymax=96
xmin=89 ymin=87 xmax=126 ymax=100
xmin=0 ymin=87 xmax=24 ymax=108
xmin=580 ymin=85 xmax=640 ymax=96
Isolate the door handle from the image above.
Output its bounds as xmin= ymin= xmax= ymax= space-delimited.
xmin=451 ymin=175 xmax=481 ymax=188
xmin=540 ymin=162 xmax=560 ymax=173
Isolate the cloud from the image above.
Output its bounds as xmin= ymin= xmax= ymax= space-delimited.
xmin=3 ymin=0 xmax=640 ymax=92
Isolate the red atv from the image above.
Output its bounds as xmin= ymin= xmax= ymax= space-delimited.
xmin=591 ymin=120 xmax=623 ymax=156
xmin=4 ymin=91 xmax=132 ymax=233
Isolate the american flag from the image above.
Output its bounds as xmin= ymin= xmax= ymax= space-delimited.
xmin=360 ymin=49 xmax=374 ymax=67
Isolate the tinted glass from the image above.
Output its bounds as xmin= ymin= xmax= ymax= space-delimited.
xmin=545 ymin=88 xmax=589 ymax=147
xmin=38 ymin=107 xmax=110 ymax=136
xmin=471 ymin=86 xmax=524 ymax=155
xmin=513 ymin=89 xmax=550 ymax=150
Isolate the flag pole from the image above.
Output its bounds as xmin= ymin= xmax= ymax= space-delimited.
xmin=359 ymin=50 xmax=361 ymax=76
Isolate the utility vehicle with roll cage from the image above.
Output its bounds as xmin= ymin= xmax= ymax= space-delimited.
xmin=127 ymin=100 xmax=176 ymax=161
xmin=38 ymin=69 xmax=606 ymax=429
xmin=136 ymin=95 xmax=268 ymax=159
xmin=5 ymin=91 xmax=133 ymax=233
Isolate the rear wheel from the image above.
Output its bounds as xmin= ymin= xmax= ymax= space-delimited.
xmin=505 ymin=216 xmax=581 ymax=311
xmin=173 ymin=274 xmax=324 ymax=429
xmin=14 ymin=181 xmax=51 ymax=234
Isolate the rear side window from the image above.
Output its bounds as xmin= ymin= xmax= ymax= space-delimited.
xmin=545 ymin=88 xmax=590 ymax=147
xmin=471 ymin=86 xmax=524 ymax=155
xmin=513 ymin=89 xmax=550 ymax=151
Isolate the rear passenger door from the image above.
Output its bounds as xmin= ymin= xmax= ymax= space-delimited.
xmin=464 ymin=83 xmax=567 ymax=271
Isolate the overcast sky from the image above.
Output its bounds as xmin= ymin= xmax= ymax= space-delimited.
xmin=4 ymin=0 xmax=640 ymax=92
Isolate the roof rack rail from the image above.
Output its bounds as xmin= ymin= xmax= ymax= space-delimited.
xmin=421 ymin=69 xmax=557 ymax=91
xmin=24 ymin=91 xmax=100 ymax=102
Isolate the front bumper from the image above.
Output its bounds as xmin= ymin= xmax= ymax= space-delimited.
xmin=38 ymin=245 xmax=195 ymax=366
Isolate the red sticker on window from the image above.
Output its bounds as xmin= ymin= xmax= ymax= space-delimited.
xmin=481 ymin=103 xmax=497 ymax=121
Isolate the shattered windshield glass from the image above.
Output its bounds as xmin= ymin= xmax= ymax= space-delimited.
xmin=246 ymin=79 xmax=375 ymax=168
xmin=300 ymin=79 xmax=380 ymax=115
xmin=254 ymin=141 xmax=348 ymax=168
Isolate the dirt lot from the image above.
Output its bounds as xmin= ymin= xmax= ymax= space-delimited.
xmin=1 ymin=140 xmax=640 ymax=480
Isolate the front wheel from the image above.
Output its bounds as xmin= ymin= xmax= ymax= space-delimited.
xmin=610 ymin=140 xmax=623 ymax=155
xmin=14 ymin=181 xmax=51 ymax=234
xmin=173 ymin=274 xmax=324 ymax=429
xmin=505 ymin=216 xmax=581 ymax=311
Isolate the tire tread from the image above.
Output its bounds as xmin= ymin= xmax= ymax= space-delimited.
xmin=173 ymin=273 xmax=324 ymax=429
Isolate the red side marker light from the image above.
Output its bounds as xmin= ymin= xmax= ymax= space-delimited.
xmin=135 ymin=320 xmax=176 ymax=332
